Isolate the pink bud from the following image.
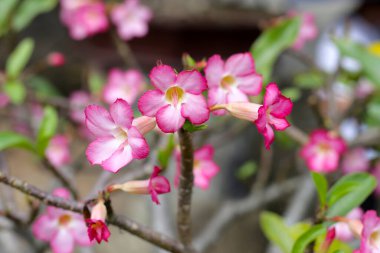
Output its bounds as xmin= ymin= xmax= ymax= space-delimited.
xmin=132 ymin=116 xmax=156 ymax=135
xmin=47 ymin=52 xmax=65 ymax=67
xmin=211 ymin=102 xmax=261 ymax=122
xmin=86 ymin=199 xmax=110 ymax=244
xmin=320 ymin=227 xmax=336 ymax=253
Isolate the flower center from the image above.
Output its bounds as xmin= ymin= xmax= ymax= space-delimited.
xmin=221 ymin=75 xmax=236 ymax=89
xmin=58 ymin=214 xmax=72 ymax=226
xmin=113 ymin=127 xmax=128 ymax=141
xmin=194 ymin=159 xmax=200 ymax=169
xmin=370 ymin=231 xmax=380 ymax=249
xmin=165 ymin=86 xmax=185 ymax=107
xmin=318 ymin=142 xmax=331 ymax=153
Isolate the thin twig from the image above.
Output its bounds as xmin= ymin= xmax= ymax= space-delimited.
xmin=284 ymin=126 xmax=309 ymax=145
xmin=111 ymin=31 xmax=141 ymax=70
xmin=253 ymin=143 xmax=273 ymax=192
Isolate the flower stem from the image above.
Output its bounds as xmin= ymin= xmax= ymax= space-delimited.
xmin=177 ymin=128 xmax=195 ymax=251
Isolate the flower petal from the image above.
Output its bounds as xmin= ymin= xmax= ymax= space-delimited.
xmin=176 ymin=70 xmax=207 ymax=94
xmin=149 ymin=65 xmax=176 ymax=91
xmin=101 ymin=145 xmax=133 ymax=173
xmin=110 ymin=99 xmax=133 ymax=129
xmin=181 ymin=94 xmax=209 ymax=125
xmin=69 ymin=218 xmax=92 ymax=246
xmin=138 ymin=90 xmax=166 ymax=117
xmin=227 ymin=88 xmax=249 ymax=103
xmin=208 ymin=88 xmax=227 ymax=115
xmin=195 ymin=144 xmax=214 ymax=160
xmin=268 ymin=116 xmax=290 ymax=131
xmin=32 ymin=215 xmax=57 ymax=241
xmin=270 ymin=96 xmax=293 ymax=118
xmin=156 ymin=104 xmax=185 ymax=133
xmin=263 ymin=83 xmax=280 ymax=107
xmin=199 ymin=160 xmax=220 ymax=178
xmin=225 ymin=52 xmax=255 ymax=76
xmin=85 ymin=105 xmax=116 ymax=137
xmin=205 ymin=54 xmax=224 ymax=88
xmin=128 ymin=126 xmax=150 ymax=159
xmin=236 ymin=73 xmax=262 ymax=96
xmin=86 ymin=137 xmax=123 ymax=165
xmin=51 ymin=229 xmax=75 ymax=253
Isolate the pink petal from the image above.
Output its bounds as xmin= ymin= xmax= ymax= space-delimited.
xmin=51 ymin=229 xmax=74 ymax=253
xmin=127 ymin=127 xmax=150 ymax=159
xmin=270 ymin=96 xmax=293 ymax=118
xmin=86 ymin=137 xmax=123 ymax=165
xmin=194 ymin=144 xmax=214 ymax=160
xmin=110 ymin=99 xmax=133 ymax=129
xmin=52 ymin=188 xmax=71 ymax=199
xmin=101 ymin=145 xmax=133 ymax=173
xmin=149 ymin=65 xmax=176 ymax=91
xmin=225 ymin=52 xmax=255 ymax=76
xmin=255 ymin=107 xmax=274 ymax=149
xmin=236 ymin=73 xmax=262 ymax=96
xmin=181 ymin=94 xmax=209 ymax=125
xmin=32 ymin=215 xmax=57 ymax=241
xmin=194 ymin=170 xmax=210 ymax=190
xmin=226 ymin=88 xmax=249 ymax=103
xmin=138 ymin=90 xmax=166 ymax=117
xmin=85 ymin=105 xmax=116 ymax=137
xmin=156 ymin=104 xmax=185 ymax=133
xmin=208 ymin=87 xmax=227 ymax=115
xmin=176 ymin=70 xmax=207 ymax=95
xmin=268 ymin=116 xmax=290 ymax=131
xmin=69 ymin=218 xmax=92 ymax=246
xmin=205 ymin=54 xmax=224 ymax=88
xmin=264 ymin=83 xmax=280 ymax=107
xmin=199 ymin=160 xmax=220 ymax=178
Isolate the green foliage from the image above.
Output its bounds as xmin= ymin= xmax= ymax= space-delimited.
xmin=294 ymin=71 xmax=325 ymax=89
xmin=311 ymin=172 xmax=328 ymax=207
xmin=4 ymin=79 xmax=26 ymax=104
xmin=291 ymin=225 xmax=326 ymax=253
xmin=235 ymin=161 xmax=257 ymax=180
xmin=326 ymin=173 xmax=377 ymax=217
xmin=0 ymin=132 xmax=34 ymax=151
xmin=0 ymin=0 xmax=19 ymax=36
xmin=28 ymin=76 xmax=61 ymax=98
xmin=251 ymin=17 xmax=301 ymax=83
xmin=314 ymin=233 xmax=353 ymax=253
xmin=36 ymin=106 xmax=58 ymax=155
xmin=157 ymin=135 xmax=175 ymax=170
xmin=6 ymin=38 xmax=34 ymax=79
xmin=183 ymin=121 xmax=208 ymax=132
xmin=88 ymin=70 xmax=105 ymax=95
xmin=365 ymin=97 xmax=380 ymax=126
xmin=282 ymin=87 xmax=301 ymax=102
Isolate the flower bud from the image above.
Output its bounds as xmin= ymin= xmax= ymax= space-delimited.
xmin=211 ymin=102 xmax=261 ymax=122
xmin=86 ymin=199 xmax=110 ymax=244
xmin=132 ymin=116 xmax=156 ymax=135
xmin=47 ymin=52 xmax=65 ymax=67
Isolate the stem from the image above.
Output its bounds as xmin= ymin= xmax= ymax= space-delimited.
xmin=111 ymin=31 xmax=141 ymax=70
xmin=177 ymin=128 xmax=195 ymax=251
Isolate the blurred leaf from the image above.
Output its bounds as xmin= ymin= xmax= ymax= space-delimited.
xmin=36 ymin=106 xmax=58 ymax=155
xmin=282 ymin=87 xmax=301 ymax=101
xmin=311 ymin=172 xmax=328 ymax=207
xmin=6 ymin=38 xmax=34 ymax=79
xmin=334 ymin=38 xmax=380 ymax=87
xmin=4 ymin=79 xmax=26 ymax=104
xmin=326 ymin=173 xmax=376 ymax=218
xmin=12 ymin=0 xmax=58 ymax=32
xmin=314 ymin=233 xmax=353 ymax=253
xmin=251 ymin=17 xmax=301 ymax=83
xmin=260 ymin=212 xmax=294 ymax=253
xmin=292 ymin=225 xmax=326 ymax=253
xmin=88 ymin=70 xmax=105 ymax=95
xmin=0 ymin=0 xmax=20 ymax=36
xmin=157 ymin=135 xmax=175 ymax=170
xmin=289 ymin=223 xmax=311 ymax=240
xmin=365 ymin=98 xmax=380 ymax=126
xmin=28 ymin=76 xmax=61 ymax=97
xmin=235 ymin=161 xmax=257 ymax=180
xmin=182 ymin=53 xmax=196 ymax=70
xmin=183 ymin=121 xmax=208 ymax=132
xmin=0 ymin=131 xmax=34 ymax=151
xmin=294 ymin=71 xmax=325 ymax=89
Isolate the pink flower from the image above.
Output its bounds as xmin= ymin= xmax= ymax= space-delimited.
xmin=103 ymin=69 xmax=145 ymax=105
xmin=85 ymin=99 xmax=149 ymax=173
xmin=288 ymin=12 xmax=318 ymax=51
xmin=111 ymin=0 xmax=152 ymax=41
xmin=334 ymin=208 xmax=364 ymax=242
xmin=32 ymin=188 xmax=91 ymax=253
xmin=60 ymin=2 xmax=109 ymax=40
xmin=205 ymin=52 xmax=262 ymax=115
xmin=107 ymin=166 xmax=171 ymax=204
xmin=47 ymin=52 xmax=65 ymax=67
xmin=132 ymin=116 xmax=157 ymax=136
xmin=255 ymin=83 xmax=293 ymax=149
xmin=357 ymin=210 xmax=380 ymax=253
xmin=86 ymin=200 xmax=110 ymax=244
xmin=175 ymin=145 xmax=220 ymax=190
xmin=69 ymin=91 xmax=91 ymax=124
xmin=138 ymin=65 xmax=209 ymax=133
xmin=300 ymin=129 xmax=346 ymax=173
xmin=0 ymin=93 xmax=9 ymax=108
xmin=342 ymin=148 xmax=370 ymax=174
xmin=371 ymin=161 xmax=380 ymax=196
xmin=46 ymin=135 xmax=71 ymax=168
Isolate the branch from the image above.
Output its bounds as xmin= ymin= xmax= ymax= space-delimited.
xmin=0 ymin=172 xmax=190 ymax=253
xmin=285 ymin=126 xmax=309 ymax=145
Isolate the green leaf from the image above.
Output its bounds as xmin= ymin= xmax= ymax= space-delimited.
xmin=12 ymin=0 xmax=58 ymax=32
xmin=365 ymin=98 xmax=380 ymax=126
xmin=334 ymin=38 xmax=380 ymax=87
xmin=251 ymin=17 xmax=301 ymax=83
xmin=88 ymin=70 xmax=105 ymax=95
xmin=28 ymin=76 xmax=61 ymax=98
xmin=183 ymin=121 xmax=208 ymax=132
xmin=0 ymin=0 xmax=20 ymax=37
xmin=4 ymin=79 xmax=26 ymax=104
xmin=289 ymin=223 xmax=311 ymax=240
xmin=326 ymin=173 xmax=377 ymax=217
xmin=6 ymin=38 xmax=34 ymax=79
xmin=292 ymin=225 xmax=326 ymax=253
xmin=157 ymin=135 xmax=175 ymax=170
xmin=0 ymin=131 xmax=34 ymax=151
xmin=294 ymin=71 xmax=325 ymax=89
xmin=235 ymin=161 xmax=257 ymax=180
xmin=311 ymin=172 xmax=328 ymax=207
xmin=260 ymin=212 xmax=294 ymax=253
xmin=36 ymin=106 xmax=58 ymax=155
xmin=282 ymin=87 xmax=301 ymax=101
xmin=314 ymin=232 xmax=353 ymax=253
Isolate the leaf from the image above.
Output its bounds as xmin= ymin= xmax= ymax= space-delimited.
xmin=36 ymin=106 xmax=58 ymax=155
xmin=365 ymin=98 xmax=380 ymax=126
xmin=235 ymin=161 xmax=257 ymax=180
xmin=28 ymin=76 xmax=61 ymax=98
xmin=0 ymin=0 xmax=20 ymax=37
xmin=12 ymin=0 xmax=58 ymax=32
xmin=88 ymin=70 xmax=105 ymax=95
xmin=326 ymin=173 xmax=377 ymax=217
xmin=289 ymin=223 xmax=312 ymax=240
xmin=311 ymin=172 xmax=328 ymax=207
xmin=251 ymin=17 xmax=301 ymax=83
xmin=0 ymin=131 xmax=34 ymax=151
xmin=294 ymin=71 xmax=325 ymax=89
xmin=260 ymin=212 xmax=294 ymax=253
xmin=6 ymin=38 xmax=34 ymax=79
xmin=157 ymin=134 xmax=175 ymax=170
xmin=282 ymin=87 xmax=301 ymax=101
xmin=4 ymin=79 xmax=26 ymax=104
xmin=314 ymin=232 xmax=353 ymax=253
xmin=334 ymin=38 xmax=380 ymax=87
xmin=183 ymin=121 xmax=208 ymax=132
xmin=292 ymin=225 xmax=326 ymax=253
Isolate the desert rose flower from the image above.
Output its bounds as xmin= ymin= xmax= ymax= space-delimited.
xmin=289 ymin=12 xmax=318 ymax=51
xmin=357 ymin=210 xmax=380 ymax=253
xmin=175 ymin=145 xmax=220 ymax=190
xmin=85 ymin=99 xmax=149 ymax=173
xmin=138 ymin=65 xmax=209 ymax=133
xmin=86 ymin=199 xmax=110 ymax=243
xmin=47 ymin=52 xmax=65 ymax=67
xmin=103 ymin=69 xmax=145 ymax=105
xmin=205 ymin=52 xmax=262 ymax=115
xmin=342 ymin=148 xmax=370 ymax=174
xmin=108 ymin=166 xmax=171 ymax=204
xmin=32 ymin=188 xmax=91 ymax=253
xmin=69 ymin=91 xmax=92 ymax=124
xmin=334 ymin=208 xmax=364 ymax=242
xmin=371 ymin=161 xmax=380 ymax=196
xmin=111 ymin=0 xmax=152 ymax=41
xmin=300 ymin=129 xmax=346 ymax=173
xmin=46 ymin=135 xmax=71 ymax=168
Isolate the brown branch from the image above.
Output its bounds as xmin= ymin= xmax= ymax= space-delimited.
xmin=177 ymin=128 xmax=195 ymax=251
xmin=284 ymin=125 xmax=309 ymax=145
xmin=0 ymin=172 xmax=190 ymax=253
